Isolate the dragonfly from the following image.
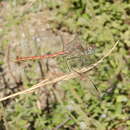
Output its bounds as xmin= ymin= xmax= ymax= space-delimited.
xmin=15 ymin=33 xmax=100 ymax=97
xmin=15 ymin=35 xmax=96 ymax=66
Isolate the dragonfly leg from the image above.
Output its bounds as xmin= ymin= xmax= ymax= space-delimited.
xmin=64 ymin=57 xmax=72 ymax=72
xmin=65 ymin=56 xmax=81 ymax=72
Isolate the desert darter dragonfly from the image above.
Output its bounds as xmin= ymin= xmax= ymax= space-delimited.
xmin=15 ymin=34 xmax=100 ymax=97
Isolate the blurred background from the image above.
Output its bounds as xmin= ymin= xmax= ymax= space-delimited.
xmin=0 ymin=0 xmax=130 ymax=130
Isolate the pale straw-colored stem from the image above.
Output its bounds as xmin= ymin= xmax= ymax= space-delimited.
xmin=0 ymin=41 xmax=119 ymax=102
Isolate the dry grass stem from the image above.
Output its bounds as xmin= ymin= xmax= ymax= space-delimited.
xmin=0 ymin=41 xmax=119 ymax=102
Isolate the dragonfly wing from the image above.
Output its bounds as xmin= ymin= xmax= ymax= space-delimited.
xmin=80 ymin=74 xmax=100 ymax=98
xmin=64 ymin=36 xmax=84 ymax=55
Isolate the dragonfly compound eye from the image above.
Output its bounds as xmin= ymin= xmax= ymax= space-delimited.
xmin=85 ymin=47 xmax=95 ymax=54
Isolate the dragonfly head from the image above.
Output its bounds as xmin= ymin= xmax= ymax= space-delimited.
xmin=85 ymin=45 xmax=96 ymax=55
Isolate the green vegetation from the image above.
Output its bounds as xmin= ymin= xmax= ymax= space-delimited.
xmin=0 ymin=0 xmax=130 ymax=129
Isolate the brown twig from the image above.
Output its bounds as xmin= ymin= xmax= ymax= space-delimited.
xmin=6 ymin=44 xmax=19 ymax=84
xmin=0 ymin=41 xmax=119 ymax=102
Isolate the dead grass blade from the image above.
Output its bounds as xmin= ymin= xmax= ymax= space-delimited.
xmin=0 ymin=41 xmax=119 ymax=102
